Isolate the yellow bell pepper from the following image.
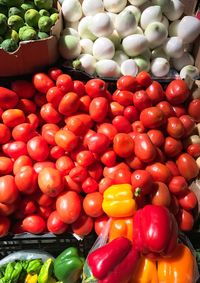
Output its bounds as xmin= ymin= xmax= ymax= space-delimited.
xmin=157 ymin=243 xmax=195 ymax=283
xmin=109 ymin=217 xmax=134 ymax=242
xmin=102 ymin=184 xmax=137 ymax=217
xmin=25 ymin=273 xmax=38 ymax=283
xmin=129 ymin=256 xmax=158 ymax=283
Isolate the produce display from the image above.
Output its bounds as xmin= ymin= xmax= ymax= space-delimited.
xmin=58 ymin=0 xmax=200 ymax=78
xmin=0 ymin=0 xmax=59 ymax=52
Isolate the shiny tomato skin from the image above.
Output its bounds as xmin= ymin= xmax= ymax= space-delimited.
xmin=176 ymin=209 xmax=194 ymax=231
xmin=87 ymin=133 xmax=110 ymax=153
xmin=103 ymin=162 xmax=130 ymax=179
xmin=124 ymin=106 xmax=139 ymax=123
xmin=55 ymin=130 xmax=78 ymax=152
xmin=56 ymin=156 xmax=75 ymax=175
xmin=187 ymin=144 xmax=200 ymax=158
xmin=150 ymin=182 xmax=171 ymax=207
xmin=177 ymin=189 xmax=197 ymax=210
xmin=0 ymin=87 xmax=18 ymax=110
xmin=0 ymin=124 xmax=11 ymax=144
xmin=89 ymin=97 xmax=109 ymax=122
xmin=85 ymin=79 xmax=107 ymax=98
xmin=56 ymin=74 xmax=73 ymax=93
xmin=156 ymin=101 xmax=175 ymax=118
xmin=133 ymin=90 xmax=152 ymax=111
xmin=0 ymin=175 xmax=19 ymax=204
xmin=88 ymin=162 xmax=103 ymax=181
xmin=176 ymin=153 xmax=199 ymax=181
xmin=13 ymin=155 xmax=32 ymax=175
xmin=47 ymin=211 xmax=68 ymax=234
xmin=110 ymin=102 xmax=124 ymax=117
xmin=34 ymin=192 xmax=54 ymax=207
xmin=76 ymin=150 xmax=95 ymax=167
xmin=22 ymin=215 xmax=46 ymax=234
xmin=11 ymin=80 xmax=35 ymax=98
xmin=2 ymin=141 xmax=27 ymax=159
xmin=98 ymin=178 xmax=114 ymax=194
xmin=58 ymin=92 xmax=80 ymax=116
xmin=117 ymin=75 xmax=139 ymax=91
xmin=172 ymin=105 xmax=186 ymax=118
xmin=56 ymin=191 xmax=81 ymax=224
xmin=2 ymin=109 xmax=25 ymax=128
xmin=12 ymin=123 xmax=35 ymax=142
xmin=164 ymin=137 xmax=183 ymax=157
xmin=50 ymin=146 xmax=65 ymax=159
xmin=0 ymin=202 xmax=16 ymax=216
xmin=94 ymin=214 xmax=109 ymax=236
xmin=146 ymin=162 xmax=172 ymax=184
xmin=100 ymin=149 xmax=116 ymax=167
xmin=48 ymin=67 xmax=63 ymax=81
xmin=112 ymin=116 xmax=131 ymax=133
xmin=17 ymin=99 xmax=37 ymax=114
xmin=0 ymin=216 xmax=10 ymax=237
xmin=15 ymin=166 xmax=38 ymax=195
xmin=140 ymin=107 xmax=165 ymax=129
xmin=165 ymin=160 xmax=180 ymax=177
xmin=113 ymin=133 xmax=134 ymax=158
xmin=131 ymin=170 xmax=154 ymax=195
xmin=69 ymin=166 xmax=88 ymax=183
xmin=188 ymin=99 xmax=200 ymax=122
xmin=179 ymin=115 xmax=195 ymax=137
xmin=134 ymin=133 xmax=157 ymax=163
xmin=38 ymin=167 xmax=64 ymax=197
xmin=113 ymin=90 xmax=133 ymax=106
xmin=112 ymin=169 xmax=131 ymax=184
xmin=132 ymin=121 xmax=146 ymax=133
xmin=0 ymin=157 xmax=13 ymax=175
xmin=38 ymin=206 xmax=53 ymax=219
xmin=27 ymin=136 xmax=49 ymax=162
xmin=97 ymin=123 xmax=118 ymax=141
xmin=165 ymin=79 xmax=189 ymax=105
xmin=125 ymin=155 xmax=144 ymax=170
xmin=83 ymin=192 xmax=104 ymax=218
xmin=64 ymin=175 xmax=82 ymax=193
xmin=79 ymin=95 xmax=91 ymax=112
xmin=33 ymin=162 xmax=56 ymax=174
xmin=147 ymin=130 xmax=165 ymax=147
xmin=146 ymin=81 xmax=165 ymax=104
xmin=40 ymin=103 xmax=62 ymax=124
xmin=41 ymin=123 xmax=59 ymax=146
xmin=137 ymin=71 xmax=152 ymax=88
xmin=33 ymin=73 xmax=54 ymax=93
xmin=71 ymin=211 xmax=93 ymax=237
xmin=17 ymin=199 xmax=37 ymax=218
xmin=65 ymin=117 xmax=85 ymax=136
xmin=73 ymin=80 xmax=85 ymax=97
xmin=166 ymin=117 xmax=185 ymax=139
xmin=27 ymin=113 xmax=39 ymax=130
xmin=82 ymin=177 xmax=98 ymax=193
xmin=46 ymin=86 xmax=64 ymax=107
xmin=66 ymin=114 xmax=93 ymax=131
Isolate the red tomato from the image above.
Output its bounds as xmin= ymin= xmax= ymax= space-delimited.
xmin=98 ymin=178 xmax=114 ymax=194
xmin=47 ymin=211 xmax=68 ymax=234
xmin=176 ymin=209 xmax=194 ymax=231
xmin=48 ymin=67 xmax=63 ymax=81
xmin=56 ymin=191 xmax=81 ymax=223
xmin=34 ymin=192 xmax=54 ymax=207
xmin=172 ymin=105 xmax=186 ymax=117
xmin=113 ymin=133 xmax=134 ymax=158
xmin=179 ymin=115 xmax=195 ymax=137
xmin=94 ymin=214 xmax=109 ymax=236
xmin=188 ymin=99 xmax=200 ymax=122
xmin=112 ymin=115 xmax=131 ymax=133
xmin=38 ymin=167 xmax=64 ymax=197
xmin=112 ymin=168 xmax=131 ymax=184
xmin=140 ymin=107 xmax=165 ymax=129
xmin=65 ymin=117 xmax=85 ymax=136
xmin=58 ymin=92 xmax=80 ymax=116
xmin=73 ymin=80 xmax=85 ymax=96
xmin=146 ymin=162 xmax=172 ymax=184
xmin=56 ymin=74 xmax=73 ymax=93
xmin=11 ymin=80 xmax=35 ymax=98
xmin=13 ymin=155 xmax=32 ymax=175
xmin=164 ymin=136 xmax=183 ymax=157
xmin=117 ymin=75 xmax=139 ymax=91
xmin=38 ymin=206 xmax=53 ymax=219
xmin=0 ymin=202 xmax=16 ymax=216
xmin=15 ymin=166 xmax=38 ymax=195
xmin=76 ymin=151 xmax=94 ymax=167
xmin=27 ymin=113 xmax=39 ymax=130
xmin=165 ymin=160 xmax=180 ymax=177
xmin=155 ymin=147 xmax=166 ymax=163
xmin=166 ymin=117 xmax=185 ymax=139
xmin=132 ymin=121 xmax=146 ymax=133
xmin=83 ymin=192 xmax=103 ymax=218
xmin=89 ymin=97 xmax=109 ymax=122
xmin=177 ymin=189 xmax=197 ymax=210
xmin=64 ymin=175 xmax=82 ymax=193
xmin=176 ymin=153 xmax=199 ymax=181
xmin=100 ymin=149 xmax=116 ymax=167
xmin=40 ymin=103 xmax=62 ymax=124
xmin=169 ymin=195 xmax=180 ymax=216
xmin=133 ymin=90 xmax=152 ymax=111
xmin=85 ymin=79 xmax=107 ymax=98
xmin=72 ymin=211 xmax=93 ymax=237
xmin=46 ymin=86 xmax=64 ymax=107
xmin=147 ymin=130 xmax=165 ymax=147
xmin=146 ymin=81 xmax=164 ymax=104
xmin=17 ymin=198 xmax=37 ymax=218
xmin=113 ymin=90 xmax=133 ymax=106
xmin=0 ymin=216 xmax=10 ymax=237
xmin=0 ymin=124 xmax=11 ymax=144
xmin=110 ymin=102 xmax=124 ymax=117
xmin=88 ymin=162 xmax=103 ymax=181
xmin=69 ymin=166 xmax=88 ymax=183
xmin=0 ymin=87 xmax=18 ymax=110
xmin=12 ymin=123 xmax=35 ymax=142
xmin=0 ymin=175 xmax=18 ymax=204
xmin=33 ymin=73 xmax=54 ymax=93
xmin=55 ymin=130 xmax=78 ymax=152
xmin=27 ymin=136 xmax=49 ymax=161
xmin=103 ymin=162 xmax=130 ymax=179
xmin=56 ymin=156 xmax=74 ymax=175
xmin=79 ymin=95 xmax=91 ymax=112
xmin=22 ymin=215 xmax=46 ymax=234
xmin=187 ymin=144 xmax=200 ymax=158
xmin=82 ymin=177 xmax=98 ymax=193
xmin=2 ymin=141 xmax=27 ymax=159
xmin=66 ymin=114 xmax=93 ymax=130
xmin=134 ymin=133 xmax=156 ymax=163
xmin=2 ymin=109 xmax=25 ymax=128
xmin=150 ymin=182 xmax=171 ymax=207
xmin=97 ymin=123 xmax=118 ymax=141
xmin=137 ymin=71 xmax=152 ymax=88
xmin=33 ymin=161 xmax=55 ymax=174
xmin=131 ymin=170 xmax=154 ymax=195
xmin=165 ymin=79 xmax=189 ymax=105
xmin=156 ymin=101 xmax=175 ymax=118
xmin=87 ymin=133 xmax=110 ymax=153
xmin=34 ymin=92 xmax=47 ymax=107
xmin=124 ymin=106 xmax=139 ymax=123
xmin=125 ymin=155 xmax=144 ymax=170
xmin=41 ymin=123 xmax=59 ymax=146
xmin=0 ymin=157 xmax=13 ymax=175
xmin=17 ymin=99 xmax=37 ymax=114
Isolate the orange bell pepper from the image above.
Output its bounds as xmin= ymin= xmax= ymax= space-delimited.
xmin=157 ymin=243 xmax=195 ymax=283
xmin=129 ymin=256 xmax=158 ymax=283
xmin=102 ymin=184 xmax=137 ymax=217
xmin=109 ymin=217 xmax=134 ymax=242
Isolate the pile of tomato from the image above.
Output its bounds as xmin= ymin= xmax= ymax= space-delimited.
xmin=0 ymin=68 xmax=199 ymax=237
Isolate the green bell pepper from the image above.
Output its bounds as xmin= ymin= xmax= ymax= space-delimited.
xmin=54 ymin=247 xmax=84 ymax=283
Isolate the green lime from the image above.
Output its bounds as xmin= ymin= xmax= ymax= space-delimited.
xmin=21 ymin=1 xmax=36 ymax=12
xmin=39 ymin=9 xmax=50 ymax=17
xmin=50 ymin=13 xmax=58 ymax=25
xmin=1 ymin=38 xmax=18 ymax=52
xmin=0 ymin=13 xmax=7 ymax=35
xmin=19 ymin=26 xmax=37 ymax=41
xmin=5 ymin=29 xmax=19 ymax=42
xmin=8 ymin=15 xmax=24 ymax=31
xmin=24 ymin=9 xmax=40 ymax=28
xmin=38 ymin=31 xmax=49 ymax=39
xmin=38 ymin=16 xmax=52 ymax=33
xmin=34 ymin=0 xmax=53 ymax=10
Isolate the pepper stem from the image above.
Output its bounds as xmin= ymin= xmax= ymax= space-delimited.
xmin=134 ymin=187 xmax=142 ymax=197
xmin=72 ymin=59 xmax=82 ymax=70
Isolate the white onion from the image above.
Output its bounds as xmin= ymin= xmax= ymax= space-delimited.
xmin=96 ymin=59 xmax=120 ymax=77
xmin=151 ymin=47 xmax=169 ymax=60
xmin=140 ymin=1 xmax=152 ymax=11
xmin=103 ymin=0 xmax=127 ymax=13
xmin=172 ymin=52 xmax=194 ymax=71
xmin=59 ymin=35 xmax=81 ymax=60
xmin=115 ymin=10 xmax=137 ymax=38
xmin=62 ymin=27 xmax=79 ymax=38
xmin=180 ymin=65 xmax=199 ymax=80
xmin=80 ymin=38 xmax=93 ymax=54
xmin=145 ymin=22 xmax=168 ymax=49
xmin=113 ymin=50 xmax=129 ymax=66
xmin=122 ymin=34 xmax=148 ymax=57
xmin=178 ymin=16 xmax=200 ymax=44
xmin=93 ymin=37 xmax=115 ymax=60
xmin=82 ymin=0 xmax=104 ymax=16
xmin=121 ymin=59 xmax=138 ymax=76
xmin=168 ymin=20 xmax=180 ymax=37
xmin=62 ymin=0 xmax=82 ymax=22
xmin=151 ymin=57 xmax=170 ymax=77
xmin=106 ymin=12 xmax=117 ymax=25
xmin=78 ymin=16 xmax=97 ymax=41
xmin=161 ymin=16 xmax=169 ymax=30
xmin=164 ymin=0 xmax=184 ymax=21
xmin=77 ymin=54 xmax=96 ymax=75
xmin=64 ymin=21 xmax=79 ymax=30
xmin=140 ymin=6 xmax=162 ymax=30
xmin=108 ymin=30 xmax=121 ymax=49
xmin=134 ymin=27 xmax=144 ymax=35
xmin=89 ymin=13 xmax=114 ymax=37
xmin=134 ymin=56 xmax=150 ymax=71
xmin=151 ymin=0 xmax=168 ymax=11
xmin=163 ymin=37 xmax=184 ymax=58
xmin=128 ymin=0 xmax=148 ymax=6
xmin=124 ymin=5 xmax=141 ymax=24
xmin=141 ymin=48 xmax=151 ymax=59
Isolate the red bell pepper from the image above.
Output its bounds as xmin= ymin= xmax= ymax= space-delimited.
xmin=133 ymin=205 xmax=178 ymax=259
xmin=86 ymin=237 xmax=139 ymax=283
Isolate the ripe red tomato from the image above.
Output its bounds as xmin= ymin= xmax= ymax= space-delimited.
xmin=146 ymin=162 xmax=172 ymax=184
xmin=187 ymin=144 xmax=200 ymax=158
xmin=179 ymin=115 xmax=195 ymax=137
xmin=112 ymin=168 xmax=131 ymax=184
xmin=82 ymin=177 xmax=98 ymax=193
xmin=169 ymin=195 xmax=180 ymax=216
xmin=27 ymin=113 xmax=39 ymax=130
xmin=33 ymin=73 xmax=54 ymax=93
xmin=110 ymin=102 xmax=124 ymax=117
xmin=73 ymin=80 xmax=85 ymax=97
xmin=34 ymin=92 xmax=47 ymax=107
xmin=11 ymin=80 xmax=35 ymax=99
xmin=0 ymin=87 xmax=18 ymax=110
xmin=125 ymin=155 xmax=144 ymax=170
xmin=165 ymin=160 xmax=180 ymax=177
xmin=112 ymin=115 xmax=131 ymax=133
xmin=85 ymin=79 xmax=107 ymax=98
xmin=55 ymin=130 xmax=78 ymax=152
xmin=131 ymin=170 xmax=154 ymax=195
xmin=17 ymin=98 xmax=36 ymax=114
xmin=47 ymin=211 xmax=68 ymax=234
xmin=41 ymin=123 xmax=59 ymax=146
xmin=163 ymin=137 xmax=183 ymax=157
xmin=132 ymin=121 xmax=146 ymax=133
xmin=0 ymin=124 xmax=11 ymax=144
xmin=17 ymin=198 xmax=37 ymax=218
xmin=137 ymin=71 xmax=152 ymax=88
xmin=117 ymin=75 xmax=139 ymax=91
xmin=33 ymin=161 xmax=56 ymax=174
xmin=113 ymin=90 xmax=133 ymax=106
xmin=79 ymin=95 xmax=91 ymax=112
xmin=97 ymin=123 xmax=118 ymax=141
xmin=113 ymin=133 xmax=134 ymax=158
xmin=34 ymin=192 xmax=54 ymax=207
xmin=56 ymin=156 xmax=74 ymax=175
xmin=76 ymin=151 xmax=94 ymax=167
xmin=176 ymin=153 xmax=199 ymax=181
xmin=146 ymin=81 xmax=164 ymax=104
xmin=103 ymin=162 xmax=130 ymax=179
xmin=89 ymin=97 xmax=109 ymax=122
xmin=27 ymin=136 xmax=49 ymax=161
xmin=2 ymin=109 xmax=25 ymax=128
xmin=0 ymin=175 xmax=19 ymax=204
xmin=94 ymin=214 xmax=109 ymax=236
xmin=156 ymin=101 xmax=174 ymax=118
xmin=64 ymin=175 xmax=82 ymax=193
xmin=0 ymin=157 xmax=13 ymax=175
xmin=38 ymin=206 xmax=53 ymax=219
xmin=188 ymin=99 xmax=200 ymax=122
xmin=58 ymin=92 xmax=80 ymax=116
xmin=165 ymin=79 xmax=189 ymax=105
xmin=0 ymin=202 xmax=16 ymax=216
xmin=83 ymin=192 xmax=103 ymax=218
xmin=88 ymin=162 xmax=103 ymax=181
xmin=66 ymin=114 xmax=93 ymax=131
xmin=65 ymin=117 xmax=85 ymax=136
xmin=2 ymin=141 xmax=27 ymax=159
xmin=22 ymin=215 xmax=46 ymax=234
xmin=50 ymin=146 xmax=65 ymax=159
xmin=46 ymin=86 xmax=64 ymax=107
xmin=87 ymin=133 xmax=110 ymax=153
xmin=134 ymin=133 xmax=156 ymax=163
xmin=172 ymin=105 xmax=186 ymax=117
xmin=48 ymin=67 xmax=63 ymax=81
xmin=13 ymin=155 xmax=32 ymax=175
xmin=133 ymin=90 xmax=152 ymax=111
xmin=71 ymin=211 xmax=93 ymax=237
xmin=140 ymin=107 xmax=165 ymax=129
xmin=56 ymin=191 xmax=81 ymax=224
xmin=177 ymin=189 xmax=197 ymax=210
xmin=100 ymin=149 xmax=116 ymax=167
xmin=166 ymin=117 xmax=185 ymax=139
xmin=12 ymin=123 xmax=35 ymax=142
xmin=0 ymin=216 xmax=10 ymax=237
xmin=69 ymin=166 xmax=88 ymax=183
xmin=15 ymin=166 xmax=38 ymax=195
xmin=176 ymin=209 xmax=194 ymax=231
xmin=56 ymin=74 xmax=73 ymax=93
xmin=124 ymin=106 xmax=139 ymax=123
xmin=99 ymin=177 xmax=114 ymax=194
xmin=38 ymin=167 xmax=64 ymax=197
xmin=40 ymin=103 xmax=62 ymax=124
xmin=150 ymin=182 xmax=171 ymax=207
xmin=147 ymin=130 xmax=165 ymax=147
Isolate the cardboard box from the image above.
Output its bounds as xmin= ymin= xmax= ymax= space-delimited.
xmin=0 ymin=3 xmax=63 ymax=77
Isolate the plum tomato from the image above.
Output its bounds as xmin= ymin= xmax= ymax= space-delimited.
xmin=0 ymin=175 xmax=19 ymax=204
xmin=146 ymin=81 xmax=165 ymax=104
xmin=15 ymin=166 xmax=38 ymax=195
xmin=94 ymin=214 xmax=109 ymax=236
xmin=83 ymin=192 xmax=104 ymax=218
xmin=89 ymin=97 xmax=109 ymax=122
xmin=156 ymin=101 xmax=175 ymax=118
xmin=41 ymin=123 xmax=59 ymax=146
xmin=97 ymin=123 xmax=118 ymax=141
xmin=176 ymin=153 xmax=199 ymax=181
xmin=147 ymin=130 xmax=165 ymax=147
xmin=117 ymin=75 xmax=139 ymax=91
xmin=13 ymin=155 xmax=32 ymax=175
xmin=56 ymin=156 xmax=75 ymax=175
xmin=188 ymin=99 xmax=200 ymax=122
xmin=165 ymin=160 xmax=180 ymax=177
xmin=100 ymin=149 xmax=116 ymax=167
xmin=2 ymin=109 xmax=25 ymax=128
xmin=38 ymin=206 xmax=53 ymax=219
xmin=85 ymin=79 xmax=107 ymax=98
xmin=48 ymin=67 xmax=63 ymax=81
xmin=176 ymin=209 xmax=194 ymax=231
xmin=172 ymin=105 xmax=186 ymax=118
xmin=47 ymin=211 xmax=68 ymax=234
xmin=58 ymin=92 xmax=80 ymax=116
xmin=40 ymin=103 xmax=62 ymax=124
xmin=33 ymin=73 xmax=54 ymax=93
xmin=12 ymin=123 xmax=35 ymax=142
xmin=88 ymin=162 xmax=103 ymax=181
xmin=69 ymin=166 xmax=88 ymax=183
xmin=133 ymin=90 xmax=152 ymax=111
xmin=82 ymin=177 xmax=98 ymax=193
xmin=132 ymin=121 xmax=146 ymax=133
xmin=137 ymin=71 xmax=152 ymax=88
xmin=131 ymin=170 xmax=154 ymax=195
xmin=134 ymin=133 xmax=157 ymax=163
xmin=11 ymin=80 xmax=35 ymax=99
xmin=27 ymin=113 xmax=39 ymax=130
xmin=124 ymin=106 xmax=139 ymax=123
xmin=163 ymin=137 xmax=183 ymax=157
xmin=17 ymin=99 xmax=36 ymax=114
xmin=65 ymin=117 xmax=85 ymax=136
xmin=46 ymin=86 xmax=64 ymax=108
xmin=0 ymin=202 xmax=16 ymax=216
xmin=166 ymin=117 xmax=185 ymax=139
xmin=0 ymin=124 xmax=11 ymax=144
xmin=112 ymin=116 xmax=131 ymax=133
xmin=113 ymin=133 xmax=134 ymax=158
xmin=55 ymin=130 xmax=78 ymax=152
xmin=150 ymin=182 xmax=171 ymax=207
xmin=2 ymin=141 xmax=27 ymax=159
xmin=72 ymin=80 xmax=85 ymax=97
xmin=103 ymin=162 xmax=130 ymax=179
xmin=110 ymin=102 xmax=124 ymax=117
xmin=187 ymin=144 xmax=200 ymax=158
xmin=146 ymin=162 xmax=172 ymax=184
xmin=22 ymin=215 xmax=46 ymax=234
xmin=98 ymin=178 xmax=114 ymax=194
xmin=165 ymin=79 xmax=189 ymax=105
xmin=56 ymin=74 xmax=73 ymax=93
xmin=33 ymin=162 xmax=56 ymax=174
xmin=112 ymin=168 xmax=131 ymax=184
xmin=0 ymin=157 xmax=13 ymax=175
xmin=125 ymin=155 xmax=144 ymax=170
xmin=79 ymin=95 xmax=91 ymax=112
xmin=0 ymin=87 xmax=18 ymax=110
xmin=0 ymin=216 xmax=10 ymax=237
xmin=179 ymin=115 xmax=195 ymax=137
xmin=50 ymin=146 xmax=65 ymax=159
xmin=27 ymin=136 xmax=49 ymax=162
xmin=177 ymin=189 xmax=197 ymax=210
xmin=76 ymin=150 xmax=95 ymax=167
xmin=87 ymin=133 xmax=110 ymax=153
xmin=140 ymin=107 xmax=165 ymax=129
xmin=71 ymin=211 xmax=93 ymax=237
xmin=64 ymin=175 xmax=82 ymax=193
xmin=113 ymin=90 xmax=133 ymax=106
